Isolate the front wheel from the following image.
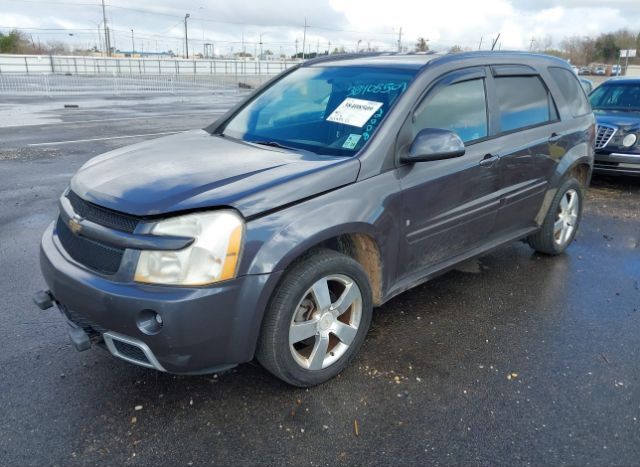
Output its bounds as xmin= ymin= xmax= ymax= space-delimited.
xmin=256 ymin=249 xmax=373 ymax=387
xmin=527 ymin=177 xmax=584 ymax=255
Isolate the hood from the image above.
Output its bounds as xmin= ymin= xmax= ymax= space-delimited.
xmin=70 ymin=130 xmax=360 ymax=218
xmin=594 ymin=109 xmax=640 ymax=130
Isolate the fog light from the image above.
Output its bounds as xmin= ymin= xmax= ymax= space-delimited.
xmin=622 ymin=133 xmax=637 ymax=148
xmin=137 ymin=309 xmax=163 ymax=335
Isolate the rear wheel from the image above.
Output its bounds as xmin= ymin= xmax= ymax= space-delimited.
xmin=527 ymin=177 xmax=584 ymax=255
xmin=256 ymin=249 xmax=373 ymax=387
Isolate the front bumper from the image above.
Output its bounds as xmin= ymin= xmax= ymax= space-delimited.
xmin=40 ymin=222 xmax=282 ymax=374
xmin=594 ymin=151 xmax=640 ymax=176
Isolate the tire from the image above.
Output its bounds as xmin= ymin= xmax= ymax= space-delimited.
xmin=256 ymin=249 xmax=373 ymax=387
xmin=527 ymin=177 xmax=584 ymax=255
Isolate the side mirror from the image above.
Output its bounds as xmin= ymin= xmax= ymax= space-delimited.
xmin=401 ymin=128 xmax=466 ymax=163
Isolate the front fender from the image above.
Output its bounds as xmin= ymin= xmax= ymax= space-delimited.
xmin=239 ymin=170 xmax=404 ymax=295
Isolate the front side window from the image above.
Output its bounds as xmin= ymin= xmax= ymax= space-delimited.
xmin=221 ymin=66 xmax=417 ymax=156
xmin=590 ymin=83 xmax=640 ymax=112
xmin=413 ymin=78 xmax=488 ymax=143
xmin=495 ymin=76 xmax=556 ymax=132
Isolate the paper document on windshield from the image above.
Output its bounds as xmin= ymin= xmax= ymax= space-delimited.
xmin=326 ymin=98 xmax=383 ymax=128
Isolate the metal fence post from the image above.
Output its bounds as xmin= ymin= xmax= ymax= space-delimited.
xmin=113 ymin=73 xmax=120 ymax=96
xmin=44 ymin=74 xmax=50 ymax=97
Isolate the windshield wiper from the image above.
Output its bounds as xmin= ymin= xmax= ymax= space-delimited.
xmin=251 ymin=140 xmax=296 ymax=150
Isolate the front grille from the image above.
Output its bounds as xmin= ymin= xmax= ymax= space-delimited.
xmin=67 ymin=191 xmax=139 ymax=233
xmin=56 ymin=217 xmax=124 ymax=275
xmin=113 ymin=340 xmax=150 ymax=364
xmin=595 ymin=124 xmax=617 ymax=149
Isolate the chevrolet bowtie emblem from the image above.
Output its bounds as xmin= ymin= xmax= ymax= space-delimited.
xmin=68 ymin=216 xmax=82 ymax=235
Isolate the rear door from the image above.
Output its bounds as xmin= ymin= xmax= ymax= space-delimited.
xmin=396 ymin=67 xmax=503 ymax=279
xmin=487 ymin=66 xmax=560 ymax=234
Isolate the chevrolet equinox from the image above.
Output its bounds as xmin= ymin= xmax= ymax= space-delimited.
xmin=35 ymin=52 xmax=595 ymax=387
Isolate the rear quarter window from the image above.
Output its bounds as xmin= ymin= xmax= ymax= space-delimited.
xmin=547 ymin=67 xmax=592 ymax=117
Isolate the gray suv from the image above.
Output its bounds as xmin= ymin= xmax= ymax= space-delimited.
xmin=35 ymin=52 xmax=595 ymax=386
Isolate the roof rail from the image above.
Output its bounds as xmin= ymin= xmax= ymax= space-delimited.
xmin=301 ymin=51 xmax=392 ymax=66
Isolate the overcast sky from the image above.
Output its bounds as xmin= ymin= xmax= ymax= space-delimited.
xmin=1 ymin=0 xmax=639 ymax=56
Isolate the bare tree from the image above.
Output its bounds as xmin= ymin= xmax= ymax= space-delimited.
xmin=414 ymin=37 xmax=429 ymax=52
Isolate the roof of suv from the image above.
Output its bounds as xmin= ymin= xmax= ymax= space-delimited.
xmin=303 ymin=51 xmax=570 ymax=70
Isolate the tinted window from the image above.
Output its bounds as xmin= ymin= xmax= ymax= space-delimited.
xmin=413 ymin=79 xmax=488 ymax=143
xmin=495 ymin=76 xmax=556 ymax=132
xmin=590 ymin=83 xmax=640 ymax=111
xmin=222 ymin=66 xmax=416 ymax=157
xmin=548 ymin=67 xmax=591 ymax=117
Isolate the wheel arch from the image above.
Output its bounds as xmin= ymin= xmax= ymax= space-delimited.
xmin=535 ymin=144 xmax=593 ymax=225
xmin=259 ymin=225 xmax=385 ymax=307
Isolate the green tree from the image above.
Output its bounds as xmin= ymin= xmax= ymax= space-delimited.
xmin=594 ymin=33 xmax=618 ymax=62
xmin=0 ymin=30 xmax=30 ymax=53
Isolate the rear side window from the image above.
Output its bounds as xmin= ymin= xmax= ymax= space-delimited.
xmin=548 ymin=67 xmax=591 ymax=117
xmin=413 ymin=78 xmax=488 ymax=143
xmin=495 ymin=76 xmax=557 ymax=132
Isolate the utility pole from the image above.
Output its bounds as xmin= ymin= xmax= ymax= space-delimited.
xmin=131 ymin=29 xmax=135 ymax=57
xmin=302 ymin=17 xmax=307 ymax=60
xmin=101 ymin=0 xmax=111 ymax=56
xmin=184 ymin=13 xmax=190 ymax=58
xmin=328 ymin=41 xmax=331 ymax=55
xmin=478 ymin=36 xmax=483 ymax=50
xmin=295 ymin=39 xmax=298 ymax=59
xmin=397 ymin=27 xmax=403 ymax=52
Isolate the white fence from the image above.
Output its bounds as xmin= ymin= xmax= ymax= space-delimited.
xmin=0 ymin=53 xmax=297 ymax=76
xmin=0 ymin=73 xmax=266 ymax=96
xmin=0 ymin=54 xmax=299 ymax=97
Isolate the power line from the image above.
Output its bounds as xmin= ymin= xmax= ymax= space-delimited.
xmin=6 ymin=0 xmax=400 ymax=38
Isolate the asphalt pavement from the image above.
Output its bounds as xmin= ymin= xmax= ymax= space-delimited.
xmin=0 ymin=95 xmax=639 ymax=466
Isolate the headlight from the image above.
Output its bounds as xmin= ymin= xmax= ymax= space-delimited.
xmin=134 ymin=210 xmax=244 ymax=286
xmin=622 ymin=133 xmax=637 ymax=148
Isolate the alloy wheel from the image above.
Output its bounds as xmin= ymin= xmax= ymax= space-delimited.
xmin=288 ymin=274 xmax=362 ymax=371
xmin=554 ymin=188 xmax=579 ymax=246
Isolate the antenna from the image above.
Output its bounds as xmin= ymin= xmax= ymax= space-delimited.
xmin=491 ymin=33 xmax=501 ymax=51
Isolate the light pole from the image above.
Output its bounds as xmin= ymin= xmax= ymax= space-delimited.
xmin=184 ymin=13 xmax=190 ymax=58
xmin=131 ymin=29 xmax=135 ymax=57
xmin=259 ymin=33 xmax=263 ymax=60
xmin=356 ymin=40 xmax=362 ymax=53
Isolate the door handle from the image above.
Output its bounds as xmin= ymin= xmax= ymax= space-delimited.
xmin=479 ymin=153 xmax=499 ymax=167
xmin=549 ymin=132 xmax=562 ymax=143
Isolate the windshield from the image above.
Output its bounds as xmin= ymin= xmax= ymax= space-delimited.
xmin=221 ymin=66 xmax=417 ymax=156
xmin=590 ymin=83 xmax=640 ymax=111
